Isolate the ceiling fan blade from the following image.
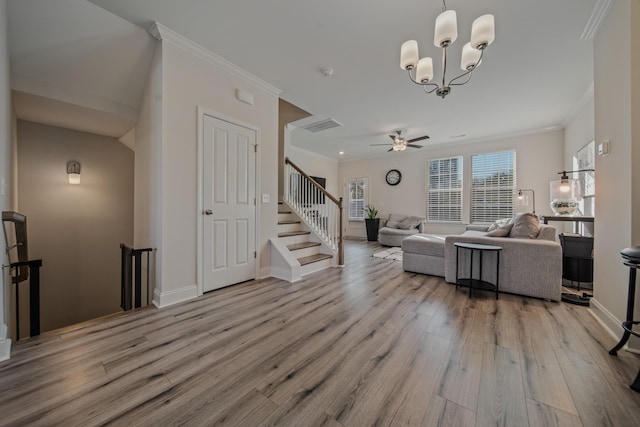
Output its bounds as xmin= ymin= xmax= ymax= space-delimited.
xmin=387 ymin=148 xmax=394 ymax=152
xmin=388 ymin=135 xmax=396 ymax=141
xmin=406 ymin=144 xmax=424 ymax=149
xmin=407 ymin=135 xmax=430 ymax=143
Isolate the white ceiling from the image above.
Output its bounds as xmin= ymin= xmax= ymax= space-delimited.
xmin=9 ymin=0 xmax=602 ymax=160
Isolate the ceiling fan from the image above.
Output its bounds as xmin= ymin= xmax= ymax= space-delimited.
xmin=371 ymin=130 xmax=429 ymax=152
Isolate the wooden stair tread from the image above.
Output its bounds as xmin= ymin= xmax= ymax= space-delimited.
xmin=287 ymin=242 xmax=321 ymax=251
xmin=278 ymin=210 xmax=292 ymax=214
xmin=278 ymin=220 xmax=300 ymax=225
xmin=298 ymin=253 xmax=333 ymax=266
xmin=278 ymin=231 xmax=310 ymax=237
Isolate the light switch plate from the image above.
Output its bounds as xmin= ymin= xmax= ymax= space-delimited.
xmin=262 ymin=194 xmax=270 ymax=203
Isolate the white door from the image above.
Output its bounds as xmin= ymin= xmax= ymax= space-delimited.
xmin=203 ymin=114 xmax=256 ymax=292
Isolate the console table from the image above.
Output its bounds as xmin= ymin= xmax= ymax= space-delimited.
xmin=541 ymin=216 xmax=595 ymax=306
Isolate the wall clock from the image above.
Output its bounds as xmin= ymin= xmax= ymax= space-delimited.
xmin=385 ymin=169 xmax=402 ymax=186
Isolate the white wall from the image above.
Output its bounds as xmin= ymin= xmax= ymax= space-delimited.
xmin=339 ymin=129 xmax=564 ymax=238
xmin=134 ymin=43 xmax=162 ymax=294
xmin=0 ymin=0 xmax=12 ymax=361
xmin=17 ymin=121 xmax=134 ymax=333
xmin=136 ymin=29 xmax=280 ymax=307
xmin=591 ymin=0 xmax=640 ymax=351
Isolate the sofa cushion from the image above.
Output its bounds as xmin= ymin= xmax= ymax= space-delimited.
xmin=402 ymin=234 xmax=446 ymax=257
xmin=509 ymin=212 xmax=540 ymax=239
xmin=487 ymin=223 xmax=513 ymax=237
xmin=398 ymin=216 xmax=423 ymax=230
xmin=385 ymin=214 xmax=406 ymax=229
xmin=487 ymin=217 xmax=512 ymax=231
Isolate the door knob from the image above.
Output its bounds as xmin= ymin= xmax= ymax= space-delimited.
xmin=204 ymin=209 xmax=213 ymax=215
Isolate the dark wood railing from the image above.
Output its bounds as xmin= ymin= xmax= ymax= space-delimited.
xmin=284 ymin=157 xmax=344 ymax=265
xmin=120 ymin=244 xmax=153 ymax=311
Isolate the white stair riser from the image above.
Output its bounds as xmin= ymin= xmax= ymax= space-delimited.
xmin=300 ymin=257 xmax=333 ymax=276
xmin=278 ymin=234 xmax=310 ymax=246
xmin=277 ymin=212 xmax=296 ymax=221
xmin=291 ymin=246 xmax=321 ymax=259
xmin=278 ymin=223 xmax=302 ymax=233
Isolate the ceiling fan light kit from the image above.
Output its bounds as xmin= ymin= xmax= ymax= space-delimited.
xmin=371 ymin=130 xmax=429 ymax=152
xmin=400 ymin=0 xmax=495 ymax=98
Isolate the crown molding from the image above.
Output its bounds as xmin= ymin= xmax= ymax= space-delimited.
xmin=562 ymin=83 xmax=594 ymax=127
xmin=581 ymin=0 xmax=614 ymax=40
xmin=148 ymin=22 xmax=281 ymax=97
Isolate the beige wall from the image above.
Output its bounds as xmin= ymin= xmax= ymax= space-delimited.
xmin=279 ymin=99 xmax=310 ymax=197
xmin=0 ymin=0 xmax=12 ymax=359
xmin=137 ymin=36 xmax=279 ymax=307
xmin=17 ymin=121 xmax=134 ymax=333
xmin=591 ymin=0 xmax=640 ymax=351
xmin=287 ymin=145 xmax=339 ymax=197
xmin=339 ymin=129 xmax=564 ymax=238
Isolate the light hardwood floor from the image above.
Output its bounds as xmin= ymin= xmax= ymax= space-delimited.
xmin=1 ymin=240 xmax=639 ymax=426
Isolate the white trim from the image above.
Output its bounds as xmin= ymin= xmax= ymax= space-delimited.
xmin=562 ymin=83 xmax=594 ymax=127
xmin=590 ymin=297 xmax=640 ymax=353
xmin=0 ymin=323 xmax=10 ymax=362
xmin=152 ymin=284 xmax=198 ymax=308
xmin=196 ymin=107 xmax=261 ymax=296
xmin=581 ymin=0 xmax=614 ymax=40
xmin=149 ymin=22 xmax=281 ymax=97
xmin=337 ymin=125 xmax=563 ymax=164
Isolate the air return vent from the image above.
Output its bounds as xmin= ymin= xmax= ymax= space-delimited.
xmin=301 ymin=118 xmax=343 ymax=133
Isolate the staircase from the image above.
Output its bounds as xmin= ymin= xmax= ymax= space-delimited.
xmin=277 ymin=203 xmax=333 ymax=277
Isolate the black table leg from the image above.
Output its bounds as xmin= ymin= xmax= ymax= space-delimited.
xmin=610 ymin=267 xmax=636 ymax=355
xmin=631 ymin=370 xmax=640 ymax=393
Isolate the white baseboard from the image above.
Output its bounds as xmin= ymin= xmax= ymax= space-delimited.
xmin=259 ymin=266 xmax=272 ymax=279
xmin=0 ymin=323 xmax=10 ymax=362
xmin=590 ymin=297 xmax=640 ymax=354
xmin=152 ymin=284 xmax=198 ymax=308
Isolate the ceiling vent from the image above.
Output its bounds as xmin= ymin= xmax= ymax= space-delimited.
xmin=301 ymin=118 xmax=343 ymax=133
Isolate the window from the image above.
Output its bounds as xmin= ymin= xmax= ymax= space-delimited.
xmin=427 ymin=157 xmax=463 ymax=222
xmin=471 ymin=151 xmax=515 ymax=223
xmin=347 ymin=178 xmax=366 ymax=220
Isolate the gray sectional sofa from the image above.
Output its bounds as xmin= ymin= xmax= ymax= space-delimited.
xmin=402 ymin=217 xmax=563 ymax=301
xmin=377 ymin=214 xmax=425 ymax=247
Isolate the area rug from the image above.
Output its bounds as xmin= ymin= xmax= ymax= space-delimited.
xmin=372 ymin=247 xmax=403 ymax=261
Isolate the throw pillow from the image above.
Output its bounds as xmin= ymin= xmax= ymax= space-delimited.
xmin=487 ymin=217 xmax=512 ymax=232
xmin=398 ymin=216 xmax=422 ymax=230
xmin=487 ymin=223 xmax=513 ymax=237
xmin=509 ymin=212 xmax=540 ymax=239
xmin=385 ymin=214 xmax=404 ymax=229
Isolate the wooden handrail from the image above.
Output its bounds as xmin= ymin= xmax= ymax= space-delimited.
xmin=284 ymin=157 xmax=344 ymax=266
xmin=285 ymin=157 xmax=341 ymax=206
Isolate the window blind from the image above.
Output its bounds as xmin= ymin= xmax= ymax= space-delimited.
xmin=471 ymin=151 xmax=515 ymax=223
xmin=348 ymin=179 xmax=366 ymax=220
xmin=426 ymin=157 xmax=463 ymax=222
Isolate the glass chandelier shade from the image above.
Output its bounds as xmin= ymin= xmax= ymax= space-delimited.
xmin=399 ymin=1 xmax=495 ymax=98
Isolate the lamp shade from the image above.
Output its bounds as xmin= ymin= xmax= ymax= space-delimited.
xmin=460 ymin=43 xmax=481 ymax=70
xmin=434 ymin=10 xmax=457 ymax=47
xmin=416 ymin=57 xmax=434 ymax=83
xmin=471 ymin=14 xmax=495 ymax=49
xmin=400 ymin=40 xmax=419 ymax=70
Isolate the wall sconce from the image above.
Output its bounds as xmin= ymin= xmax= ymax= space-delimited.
xmin=67 ymin=161 xmax=81 ymax=184
xmin=516 ymin=189 xmax=536 ymax=214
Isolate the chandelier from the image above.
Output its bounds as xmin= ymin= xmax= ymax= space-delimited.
xmin=400 ymin=0 xmax=495 ymax=98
